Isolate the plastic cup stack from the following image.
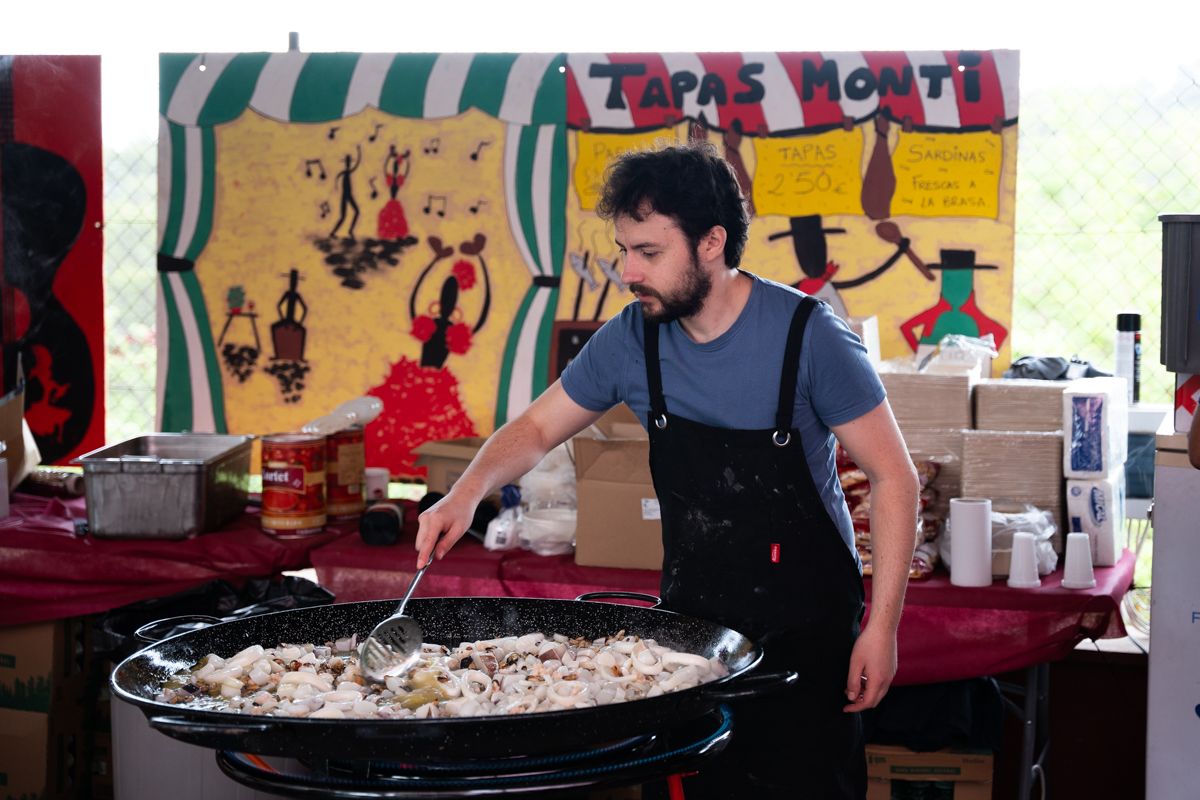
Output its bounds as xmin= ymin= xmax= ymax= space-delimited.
xmin=1007 ymin=532 xmax=1042 ymax=589
xmin=1061 ymin=532 xmax=1097 ymax=589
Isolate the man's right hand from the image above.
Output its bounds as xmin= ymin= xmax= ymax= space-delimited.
xmin=411 ymin=381 xmax=605 ymax=568
xmin=415 ymin=490 xmax=478 ymax=568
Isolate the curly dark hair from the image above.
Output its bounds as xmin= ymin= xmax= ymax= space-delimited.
xmin=594 ymin=141 xmax=750 ymax=269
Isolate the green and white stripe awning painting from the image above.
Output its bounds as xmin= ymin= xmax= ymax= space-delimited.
xmin=158 ymin=51 xmax=568 ymax=434
xmin=158 ymin=270 xmax=226 ymax=434
xmin=160 ymin=52 xmax=566 ymax=127
xmin=497 ymin=122 xmax=568 ymax=427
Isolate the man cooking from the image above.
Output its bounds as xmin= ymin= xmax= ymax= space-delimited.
xmin=415 ymin=141 xmax=919 ymax=798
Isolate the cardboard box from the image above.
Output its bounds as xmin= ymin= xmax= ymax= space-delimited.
xmin=898 ymin=427 xmax=966 ymax=515
xmin=973 ymin=378 xmax=1067 ymax=432
xmin=572 ymin=406 xmax=661 ymax=570
xmin=0 ymin=374 xmax=40 ymax=491
xmin=865 ymin=744 xmax=993 ymax=800
xmin=0 ymin=619 xmax=104 ymax=799
xmin=962 ymin=430 xmax=1065 ymax=551
xmin=412 ymin=437 xmax=489 ymax=495
xmin=0 ymin=707 xmax=88 ymax=800
xmin=587 ymin=402 xmax=647 ymax=440
xmin=880 ymin=369 xmax=976 ymax=429
xmin=0 ymin=618 xmax=89 ymax=713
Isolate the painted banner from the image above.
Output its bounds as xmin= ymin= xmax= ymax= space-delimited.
xmin=1 ymin=55 xmax=105 ymax=464
xmin=159 ymin=50 xmax=1018 ymax=479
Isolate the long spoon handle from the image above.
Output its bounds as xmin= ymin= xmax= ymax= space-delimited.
xmin=394 ymin=564 xmax=429 ymax=617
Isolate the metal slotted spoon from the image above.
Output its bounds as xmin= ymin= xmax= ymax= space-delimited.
xmin=359 ymin=564 xmax=429 ymax=680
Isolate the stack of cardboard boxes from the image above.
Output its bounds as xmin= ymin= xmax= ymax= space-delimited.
xmin=878 ymin=366 xmax=975 ymax=522
xmin=884 ymin=369 xmax=1130 ymax=572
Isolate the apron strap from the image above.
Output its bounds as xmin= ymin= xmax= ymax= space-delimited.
xmin=643 ymin=319 xmax=668 ymax=427
xmin=775 ymin=296 xmax=821 ymax=438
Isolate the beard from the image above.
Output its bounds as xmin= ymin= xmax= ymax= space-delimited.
xmin=629 ymin=251 xmax=712 ymax=323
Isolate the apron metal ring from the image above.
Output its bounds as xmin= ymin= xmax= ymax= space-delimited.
xmin=772 ymin=431 xmax=791 ymax=447
xmin=654 ymin=414 xmax=668 ymax=430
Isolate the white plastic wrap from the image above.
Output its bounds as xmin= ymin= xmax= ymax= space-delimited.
xmin=939 ymin=503 xmax=1059 ymax=576
xmin=515 ymin=444 xmax=577 ymax=554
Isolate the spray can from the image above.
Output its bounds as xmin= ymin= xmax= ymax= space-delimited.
xmin=1115 ymin=312 xmax=1141 ymax=404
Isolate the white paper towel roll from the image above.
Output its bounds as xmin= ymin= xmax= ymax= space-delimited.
xmin=950 ymin=497 xmax=993 ymax=587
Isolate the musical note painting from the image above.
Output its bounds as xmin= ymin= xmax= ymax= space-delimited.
xmin=160 ymin=50 xmax=1019 ymax=480
xmin=1 ymin=55 xmax=104 ymax=465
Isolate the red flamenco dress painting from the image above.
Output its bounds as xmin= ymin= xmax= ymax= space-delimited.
xmin=366 ymin=235 xmax=492 ymax=477
xmin=376 ymin=144 xmax=410 ymax=240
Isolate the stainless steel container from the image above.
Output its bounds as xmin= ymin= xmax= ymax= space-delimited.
xmin=76 ymin=434 xmax=253 ymax=539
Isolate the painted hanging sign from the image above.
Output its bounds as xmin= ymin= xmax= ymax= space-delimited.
xmin=1 ymin=55 xmax=105 ymax=464
xmin=159 ymin=50 xmax=1018 ymax=480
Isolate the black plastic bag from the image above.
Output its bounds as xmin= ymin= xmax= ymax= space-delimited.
xmin=1004 ymin=355 xmax=1111 ymax=381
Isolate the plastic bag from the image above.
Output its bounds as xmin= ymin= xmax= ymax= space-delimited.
xmin=919 ymin=333 xmax=998 ymax=375
xmin=483 ymin=507 xmax=521 ymax=551
xmin=840 ymin=444 xmax=946 ymax=580
xmin=1004 ymin=355 xmax=1111 ymax=381
xmin=483 ymin=485 xmax=523 ymax=551
xmin=517 ymin=444 xmax=577 ymax=555
xmin=938 ymin=503 xmax=1059 ymax=577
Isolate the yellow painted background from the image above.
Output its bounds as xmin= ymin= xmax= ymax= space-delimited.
xmin=201 ymin=108 xmax=526 ymax=438
xmin=565 ymin=122 xmax=1018 ymax=371
xmin=204 ymin=109 xmax=1016 ymax=451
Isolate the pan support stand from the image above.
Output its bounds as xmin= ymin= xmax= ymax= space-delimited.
xmin=996 ymin=662 xmax=1049 ymax=800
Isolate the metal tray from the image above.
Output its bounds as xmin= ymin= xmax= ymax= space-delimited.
xmin=75 ymin=434 xmax=254 ymax=539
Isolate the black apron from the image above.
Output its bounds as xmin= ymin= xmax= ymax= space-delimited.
xmin=644 ymin=297 xmax=867 ymax=799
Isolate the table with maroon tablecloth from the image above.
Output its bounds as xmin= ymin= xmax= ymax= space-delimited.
xmin=308 ymin=513 xmax=1135 ymax=687
xmin=0 ymin=492 xmax=357 ymax=627
xmin=1 ymin=488 xmax=1134 ymax=687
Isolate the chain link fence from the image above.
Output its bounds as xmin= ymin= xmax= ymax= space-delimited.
xmin=103 ymin=137 xmax=157 ymax=444
xmin=1013 ymin=64 xmax=1200 ymax=405
xmin=103 ymin=65 xmax=1200 ymax=440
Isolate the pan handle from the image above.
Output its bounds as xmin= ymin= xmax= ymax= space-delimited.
xmin=150 ymin=715 xmax=272 ymax=737
xmin=135 ymin=614 xmax=224 ymax=644
xmin=700 ymin=670 xmax=798 ymax=701
xmin=574 ymin=591 xmax=662 ymax=607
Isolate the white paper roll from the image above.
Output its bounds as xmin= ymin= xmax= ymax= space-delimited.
xmin=950 ymin=497 xmax=993 ymax=587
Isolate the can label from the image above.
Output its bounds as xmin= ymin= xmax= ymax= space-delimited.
xmin=261 ymin=434 xmax=326 ymax=536
xmin=326 ymin=426 xmax=365 ymax=519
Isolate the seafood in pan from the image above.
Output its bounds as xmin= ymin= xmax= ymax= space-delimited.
xmin=157 ymin=630 xmax=728 ymax=719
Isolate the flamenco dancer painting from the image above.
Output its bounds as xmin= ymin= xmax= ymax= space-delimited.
xmin=366 ymin=234 xmax=492 ymax=477
xmin=377 ymin=144 xmax=411 ymax=240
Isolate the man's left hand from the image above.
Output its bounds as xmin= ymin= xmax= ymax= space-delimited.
xmin=842 ymin=622 xmax=898 ymax=712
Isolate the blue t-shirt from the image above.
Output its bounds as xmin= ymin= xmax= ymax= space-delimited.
xmin=560 ymin=272 xmax=886 ymax=564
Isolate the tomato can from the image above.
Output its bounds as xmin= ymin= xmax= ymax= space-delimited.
xmin=261 ymin=433 xmax=326 ymax=536
xmin=325 ymin=425 xmax=365 ymax=520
